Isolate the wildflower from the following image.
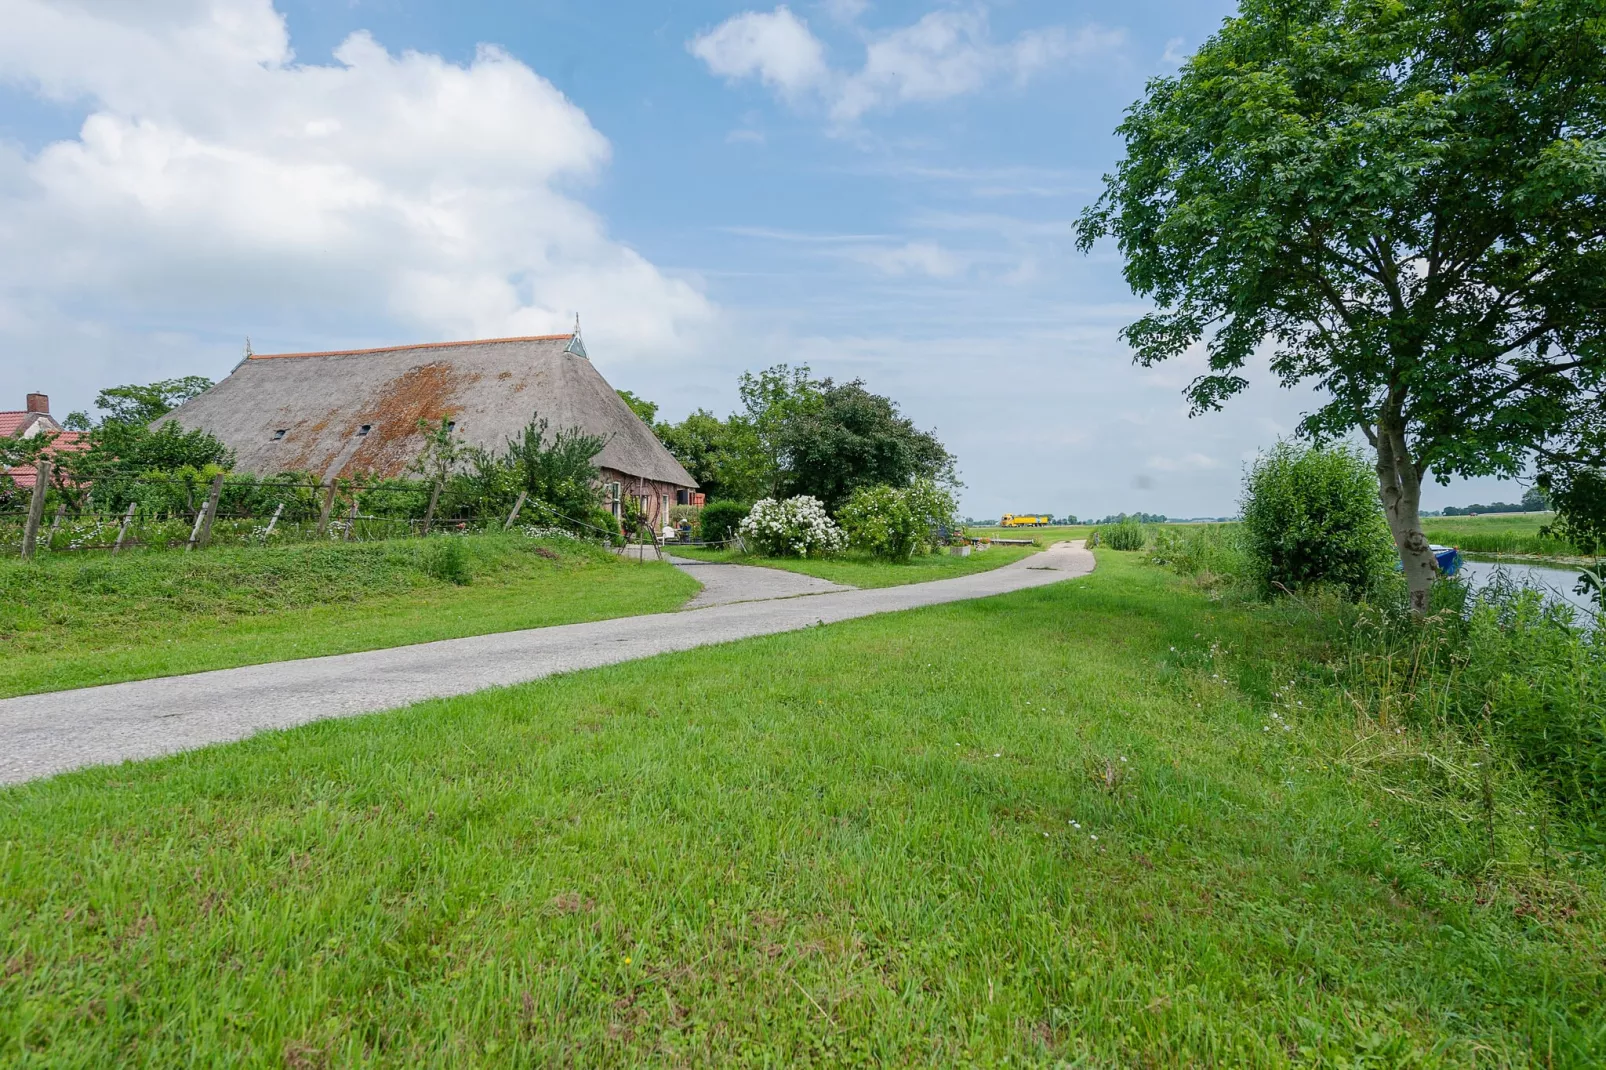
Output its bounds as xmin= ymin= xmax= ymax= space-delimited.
xmin=1089 ymin=834 xmax=1097 ymax=841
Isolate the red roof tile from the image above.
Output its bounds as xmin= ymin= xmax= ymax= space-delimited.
xmin=2 ymin=430 xmax=87 ymax=489
xmin=0 ymin=412 xmax=30 ymax=437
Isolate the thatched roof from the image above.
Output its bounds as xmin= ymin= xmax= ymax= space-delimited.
xmin=164 ymin=334 xmax=697 ymax=488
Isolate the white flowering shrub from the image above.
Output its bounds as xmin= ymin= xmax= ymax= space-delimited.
xmin=739 ymin=496 xmax=845 ymax=558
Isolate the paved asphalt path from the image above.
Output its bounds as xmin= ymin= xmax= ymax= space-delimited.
xmin=0 ymin=542 xmax=1094 ymax=786
xmin=669 ymin=555 xmax=853 ymax=607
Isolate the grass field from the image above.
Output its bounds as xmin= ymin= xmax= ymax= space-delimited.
xmin=1421 ymin=512 xmax=1584 ymax=557
xmin=3 ymin=552 xmax=1600 ymax=1066
xmin=0 ymin=534 xmax=699 ymax=698
xmin=671 ymin=543 xmax=1041 ymax=587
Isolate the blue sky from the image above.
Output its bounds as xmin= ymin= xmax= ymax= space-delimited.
xmin=0 ymin=0 xmax=1522 ymax=517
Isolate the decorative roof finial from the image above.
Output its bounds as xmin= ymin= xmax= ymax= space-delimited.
xmin=244 ymin=336 xmax=254 ymax=359
xmin=565 ymin=315 xmax=588 ymax=359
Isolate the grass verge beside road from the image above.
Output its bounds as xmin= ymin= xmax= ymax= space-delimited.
xmin=3 ymin=552 xmax=1600 ymax=1065
xmin=0 ymin=535 xmax=699 ymax=697
xmin=671 ymin=543 xmax=1040 ymax=588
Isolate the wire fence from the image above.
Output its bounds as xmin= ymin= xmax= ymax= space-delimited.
xmin=0 ymin=465 xmax=640 ymax=558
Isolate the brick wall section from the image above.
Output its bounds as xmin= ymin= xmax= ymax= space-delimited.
xmin=599 ymin=466 xmax=697 ymax=530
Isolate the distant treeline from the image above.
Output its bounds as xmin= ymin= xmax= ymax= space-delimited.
xmin=1434 ymin=487 xmax=1549 ymax=516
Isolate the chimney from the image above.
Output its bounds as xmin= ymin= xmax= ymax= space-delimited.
xmin=26 ymin=393 xmax=49 ymax=415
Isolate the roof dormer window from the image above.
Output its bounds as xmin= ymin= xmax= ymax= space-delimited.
xmin=272 ymin=429 xmax=287 ymax=441
xmin=357 ymin=424 xmax=372 ymax=436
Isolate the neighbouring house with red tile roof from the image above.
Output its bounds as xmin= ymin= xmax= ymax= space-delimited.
xmin=1 ymin=393 xmax=88 ymax=490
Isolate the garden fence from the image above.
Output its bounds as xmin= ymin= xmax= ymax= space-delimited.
xmin=0 ymin=464 xmax=624 ymax=559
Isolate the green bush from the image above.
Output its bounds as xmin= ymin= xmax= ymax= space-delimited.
xmin=587 ymin=508 xmax=623 ymax=546
xmin=699 ymin=500 xmax=749 ymax=544
xmin=839 ymin=479 xmax=957 ymax=561
xmin=421 ymin=536 xmax=472 ymax=585
xmin=1100 ymin=519 xmax=1147 ymax=552
xmin=1241 ymin=442 xmax=1395 ymax=597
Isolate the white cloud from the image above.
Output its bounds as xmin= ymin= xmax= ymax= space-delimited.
xmin=687 ymin=6 xmax=830 ymax=102
xmin=0 ymin=0 xmax=712 ymax=407
xmin=843 ymin=241 xmax=963 ymax=277
xmin=690 ymin=5 xmax=1123 ymax=125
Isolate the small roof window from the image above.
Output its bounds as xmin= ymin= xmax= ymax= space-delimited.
xmin=357 ymin=424 xmax=372 ymax=436
xmin=272 ymin=429 xmax=287 ymax=441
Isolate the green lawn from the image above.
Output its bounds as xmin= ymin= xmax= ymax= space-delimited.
xmin=0 ymin=534 xmax=699 ymax=698
xmin=670 ymin=543 xmax=1041 ymax=587
xmin=1422 ymin=512 xmax=1581 ymax=557
xmin=4 ymin=553 xmax=1600 ymax=1065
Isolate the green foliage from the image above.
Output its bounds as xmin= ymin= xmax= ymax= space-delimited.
xmin=658 ymin=367 xmax=957 ymax=514
xmin=1338 ymin=574 xmax=1606 ymax=825
xmin=655 ymin=410 xmax=767 ymax=506
xmin=778 ymin=379 xmax=957 ymax=513
xmin=839 ymin=485 xmax=916 ymax=561
xmin=587 ymin=508 xmax=623 ymax=546
xmin=697 ymin=500 xmax=749 ymax=544
xmin=503 ymin=414 xmax=606 ymax=525
xmin=1150 ymin=525 xmax=1247 ymax=581
xmin=1099 ymin=519 xmax=1147 ymax=552
xmin=420 ymin=536 xmax=472 ymax=585
xmin=90 ymin=377 xmax=213 ymax=427
xmin=1076 ymin=0 xmax=1606 ymax=595
xmin=615 ymin=389 xmax=658 ymax=426
xmin=1544 ymin=468 xmax=1606 ymax=557
xmin=1241 ymin=443 xmax=1395 ymax=597
xmin=840 ymin=479 xmax=958 ymax=561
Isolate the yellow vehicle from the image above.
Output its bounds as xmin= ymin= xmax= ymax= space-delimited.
xmin=1000 ymin=513 xmax=1052 ymax=528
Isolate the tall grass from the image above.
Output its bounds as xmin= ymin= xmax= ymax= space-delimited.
xmin=1152 ymin=523 xmax=1606 ymax=833
xmin=1424 ymin=513 xmax=1582 ymax=556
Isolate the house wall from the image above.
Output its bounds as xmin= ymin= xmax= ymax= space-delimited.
xmin=599 ymin=466 xmax=696 ymax=531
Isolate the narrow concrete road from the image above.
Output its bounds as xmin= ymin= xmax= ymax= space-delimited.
xmin=669 ymin=555 xmax=853 ymax=607
xmin=0 ymin=542 xmax=1094 ymax=786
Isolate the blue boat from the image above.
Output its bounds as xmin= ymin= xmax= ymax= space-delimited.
xmin=1431 ymin=544 xmax=1462 ymax=576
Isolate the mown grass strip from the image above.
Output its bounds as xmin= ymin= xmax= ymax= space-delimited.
xmin=3 ymin=554 xmax=1600 ymax=1065
xmin=670 ymin=543 xmax=1040 ymax=588
xmin=0 ymin=535 xmax=699 ymax=697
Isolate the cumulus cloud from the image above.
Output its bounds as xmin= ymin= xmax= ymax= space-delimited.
xmin=687 ymin=6 xmax=830 ymax=102
xmin=0 ymin=0 xmax=711 ymax=399
xmin=689 ymin=5 xmax=1124 ymax=124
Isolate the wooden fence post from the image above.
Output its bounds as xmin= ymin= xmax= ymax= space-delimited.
xmin=343 ymin=494 xmax=360 ymax=542
xmin=421 ymin=480 xmax=442 ymax=535
xmin=20 ymin=460 xmax=51 ymax=560
xmin=112 ymin=501 xmax=137 ymax=555
xmin=504 ymin=490 xmax=529 ymax=530
xmin=315 ymin=482 xmax=338 ymax=538
xmin=188 ymin=472 xmax=225 ymax=552
xmin=263 ymin=502 xmax=284 ymax=538
xmin=47 ymin=502 xmax=67 ymax=543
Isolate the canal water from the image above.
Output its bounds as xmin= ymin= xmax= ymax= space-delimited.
xmin=1458 ymin=557 xmax=1602 ymax=620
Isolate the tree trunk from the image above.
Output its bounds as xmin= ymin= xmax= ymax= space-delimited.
xmin=1374 ymin=417 xmax=1438 ymax=616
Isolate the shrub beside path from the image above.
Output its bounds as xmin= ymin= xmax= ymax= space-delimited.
xmin=0 ymin=542 xmax=1093 ymax=786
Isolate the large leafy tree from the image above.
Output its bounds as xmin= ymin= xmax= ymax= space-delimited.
xmin=780 ymin=379 xmax=957 ymax=513
xmin=656 ymin=408 xmax=768 ymax=504
xmin=1077 ymin=0 xmax=1606 ymax=613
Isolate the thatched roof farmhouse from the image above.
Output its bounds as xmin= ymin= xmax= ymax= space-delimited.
xmin=164 ymin=333 xmax=697 ymax=525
